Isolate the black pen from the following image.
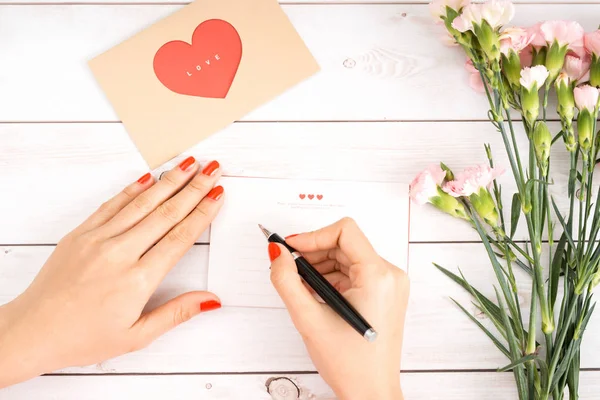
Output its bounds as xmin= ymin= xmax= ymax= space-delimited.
xmin=258 ymin=224 xmax=378 ymax=342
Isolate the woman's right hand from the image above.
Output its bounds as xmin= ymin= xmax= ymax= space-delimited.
xmin=268 ymin=218 xmax=409 ymax=400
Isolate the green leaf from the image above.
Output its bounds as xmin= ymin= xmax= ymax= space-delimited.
xmin=494 ymin=286 xmax=522 ymax=358
xmin=434 ymin=264 xmax=506 ymax=329
xmin=551 ymin=198 xmax=576 ymax=250
xmin=551 ymin=130 xmax=564 ymax=145
xmin=551 ymin=340 xmax=578 ymax=390
xmin=494 ymin=287 xmax=529 ymax=399
xmin=467 ymin=205 xmax=522 ymax=322
xmin=450 ymin=298 xmax=510 ymax=358
xmin=497 ymin=354 xmax=538 ymax=372
xmin=510 ymin=193 xmax=521 ymax=239
xmin=549 ymin=234 xmax=567 ymax=310
xmin=577 ymin=302 xmax=596 ymax=337
xmin=513 ymin=257 xmax=534 ymax=277
xmin=434 ymin=263 xmax=531 ymax=341
xmin=537 ymin=359 xmax=549 ymax=391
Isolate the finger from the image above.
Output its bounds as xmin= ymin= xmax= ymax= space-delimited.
xmin=99 ymin=156 xmax=200 ymax=238
xmin=301 ymin=248 xmax=352 ymax=270
xmin=131 ymin=291 xmax=221 ymax=350
xmin=120 ymin=161 xmax=221 ymax=255
xmin=269 ymin=243 xmax=322 ymax=327
xmin=286 ymin=217 xmax=379 ymax=265
xmin=139 ymin=185 xmax=224 ymax=290
xmin=74 ymin=173 xmax=154 ymax=235
xmin=312 ymin=259 xmax=350 ymax=276
xmin=303 ymin=271 xmax=351 ymax=296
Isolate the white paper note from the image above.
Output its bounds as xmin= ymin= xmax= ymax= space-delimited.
xmin=207 ymin=177 xmax=410 ymax=308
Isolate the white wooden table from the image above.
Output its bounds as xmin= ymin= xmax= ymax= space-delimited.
xmin=1 ymin=1 xmax=600 ymax=398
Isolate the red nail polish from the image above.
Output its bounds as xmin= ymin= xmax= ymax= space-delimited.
xmin=285 ymin=234 xmax=299 ymax=240
xmin=268 ymin=242 xmax=281 ymax=262
xmin=207 ymin=185 xmax=224 ymax=201
xmin=202 ymin=160 xmax=220 ymax=176
xmin=179 ymin=156 xmax=196 ymax=171
xmin=200 ymin=300 xmax=221 ymax=312
xmin=137 ymin=173 xmax=152 ymax=185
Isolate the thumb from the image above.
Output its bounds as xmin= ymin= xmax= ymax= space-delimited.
xmin=269 ymin=243 xmax=321 ymax=326
xmin=131 ymin=291 xmax=221 ymax=349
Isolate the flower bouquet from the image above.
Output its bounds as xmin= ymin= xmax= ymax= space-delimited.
xmin=411 ymin=1 xmax=600 ymax=399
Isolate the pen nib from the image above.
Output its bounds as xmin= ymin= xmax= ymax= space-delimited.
xmin=258 ymin=224 xmax=272 ymax=239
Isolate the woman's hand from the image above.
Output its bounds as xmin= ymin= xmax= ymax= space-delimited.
xmin=268 ymin=218 xmax=409 ymax=400
xmin=0 ymin=157 xmax=224 ymax=388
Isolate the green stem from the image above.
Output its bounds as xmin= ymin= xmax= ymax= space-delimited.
xmin=546 ymin=294 xmax=579 ymax=397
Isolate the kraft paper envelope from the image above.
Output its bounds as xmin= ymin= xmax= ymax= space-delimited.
xmin=89 ymin=0 xmax=320 ymax=168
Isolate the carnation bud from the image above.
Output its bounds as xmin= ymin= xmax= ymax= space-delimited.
xmin=532 ymin=47 xmax=547 ymax=67
xmin=474 ymin=21 xmax=501 ymax=62
xmin=564 ymin=125 xmax=577 ymax=153
xmin=520 ymin=66 xmax=548 ymax=127
xmin=591 ymin=54 xmax=600 ymax=87
xmin=469 ymin=187 xmax=500 ymax=228
xmin=430 ymin=187 xmax=470 ymax=220
xmin=502 ymin=50 xmax=522 ymax=88
xmin=578 ymin=109 xmax=594 ymax=152
xmin=555 ymin=73 xmax=575 ymax=123
xmin=545 ymin=41 xmax=568 ymax=82
xmin=533 ymin=122 xmax=552 ymax=175
xmin=592 ymin=269 xmax=600 ymax=289
xmin=521 ymin=86 xmax=540 ymax=127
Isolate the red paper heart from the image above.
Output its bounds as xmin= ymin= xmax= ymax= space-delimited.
xmin=299 ymin=194 xmax=306 ymax=199
xmin=317 ymin=194 xmax=323 ymax=200
xmin=308 ymin=194 xmax=315 ymax=200
xmin=153 ymin=19 xmax=242 ymax=98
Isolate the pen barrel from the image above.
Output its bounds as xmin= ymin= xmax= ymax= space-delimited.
xmin=296 ymin=257 xmax=372 ymax=336
xmin=268 ymin=233 xmax=373 ymax=338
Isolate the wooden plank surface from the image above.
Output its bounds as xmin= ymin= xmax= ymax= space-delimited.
xmin=3 ymin=0 xmax=599 ymax=4
xmin=1 ymin=4 xmax=600 ymax=122
xmin=2 ymin=243 xmax=599 ymax=372
xmin=2 ymin=0 xmax=600 ymax=398
xmin=3 ymin=372 xmax=600 ymax=399
xmin=0 ymin=121 xmax=582 ymax=244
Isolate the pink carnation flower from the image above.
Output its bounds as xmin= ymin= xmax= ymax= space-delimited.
xmin=410 ymin=165 xmax=446 ymax=205
xmin=526 ymin=23 xmax=547 ymax=49
xmin=563 ymin=54 xmax=591 ymax=83
xmin=430 ymin=0 xmax=471 ymax=19
xmin=520 ymin=65 xmax=550 ymax=90
xmin=500 ymin=27 xmax=533 ymax=55
xmin=585 ymin=30 xmax=600 ymax=56
xmin=452 ymin=0 xmax=515 ymax=33
xmin=540 ymin=20 xmax=585 ymax=49
xmin=574 ymin=85 xmax=600 ymax=112
xmin=520 ymin=45 xmax=534 ymax=68
xmin=443 ymin=165 xmax=505 ymax=197
xmin=441 ymin=32 xmax=459 ymax=47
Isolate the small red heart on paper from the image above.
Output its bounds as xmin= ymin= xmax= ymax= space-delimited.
xmin=299 ymin=194 xmax=306 ymax=199
xmin=153 ymin=19 xmax=242 ymax=98
xmin=317 ymin=194 xmax=323 ymax=200
xmin=308 ymin=194 xmax=315 ymax=200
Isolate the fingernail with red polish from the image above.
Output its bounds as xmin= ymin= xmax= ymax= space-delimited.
xmin=268 ymin=242 xmax=281 ymax=262
xmin=179 ymin=156 xmax=196 ymax=171
xmin=285 ymin=234 xmax=299 ymax=240
xmin=137 ymin=173 xmax=152 ymax=185
xmin=207 ymin=185 xmax=224 ymax=201
xmin=202 ymin=160 xmax=220 ymax=176
xmin=200 ymin=300 xmax=221 ymax=312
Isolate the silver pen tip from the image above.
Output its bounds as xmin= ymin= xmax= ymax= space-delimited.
xmin=258 ymin=224 xmax=272 ymax=238
xmin=364 ymin=328 xmax=378 ymax=343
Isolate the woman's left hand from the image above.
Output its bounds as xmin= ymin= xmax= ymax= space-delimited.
xmin=0 ymin=157 xmax=224 ymax=387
